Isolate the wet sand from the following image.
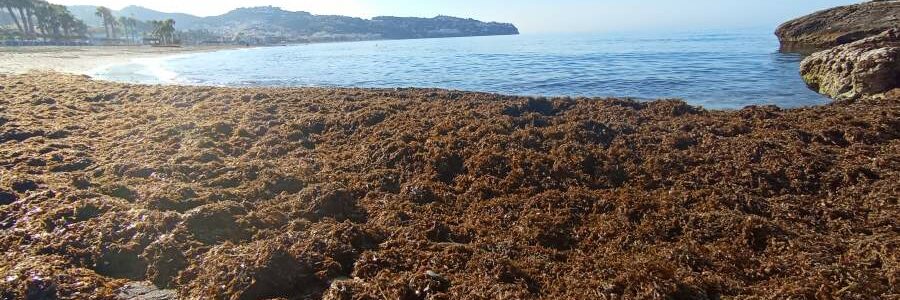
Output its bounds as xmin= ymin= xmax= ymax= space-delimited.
xmin=0 ymin=45 xmax=243 ymax=75
xmin=0 ymin=73 xmax=897 ymax=299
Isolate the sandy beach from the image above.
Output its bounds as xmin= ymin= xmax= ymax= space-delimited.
xmin=0 ymin=73 xmax=897 ymax=299
xmin=0 ymin=45 xmax=243 ymax=75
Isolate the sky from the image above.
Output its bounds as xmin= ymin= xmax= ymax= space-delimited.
xmin=47 ymin=0 xmax=863 ymax=33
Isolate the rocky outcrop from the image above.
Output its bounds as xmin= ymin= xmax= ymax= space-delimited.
xmin=800 ymin=29 xmax=900 ymax=101
xmin=776 ymin=0 xmax=900 ymax=52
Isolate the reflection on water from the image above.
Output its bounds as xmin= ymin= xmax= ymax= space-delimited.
xmin=93 ymin=30 xmax=828 ymax=109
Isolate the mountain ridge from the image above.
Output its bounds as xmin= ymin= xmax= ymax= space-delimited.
xmin=63 ymin=5 xmax=518 ymax=43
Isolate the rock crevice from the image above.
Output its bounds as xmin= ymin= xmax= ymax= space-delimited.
xmin=800 ymin=29 xmax=900 ymax=101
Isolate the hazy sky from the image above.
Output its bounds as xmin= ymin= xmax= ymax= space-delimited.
xmin=48 ymin=0 xmax=863 ymax=33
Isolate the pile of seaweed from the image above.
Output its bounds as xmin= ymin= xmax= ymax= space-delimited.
xmin=0 ymin=73 xmax=897 ymax=299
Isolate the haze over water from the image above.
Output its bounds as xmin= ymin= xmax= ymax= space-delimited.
xmin=93 ymin=30 xmax=828 ymax=109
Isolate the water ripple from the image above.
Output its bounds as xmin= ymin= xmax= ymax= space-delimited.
xmin=93 ymin=31 xmax=828 ymax=109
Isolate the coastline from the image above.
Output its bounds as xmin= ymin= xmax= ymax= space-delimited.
xmin=0 ymin=45 xmax=248 ymax=75
xmin=3 ymin=32 xmax=831 ymax=110
xmin=0 ymin=34 xmax=518 ymax=77
xmin=0 ymin=73 xmax=897 ymax=298
xmin=1 ymin=0 xmax=898 ymax=297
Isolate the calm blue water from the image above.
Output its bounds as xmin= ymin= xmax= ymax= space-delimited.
xmin=92 ymin=31 xmax=828 ymax=109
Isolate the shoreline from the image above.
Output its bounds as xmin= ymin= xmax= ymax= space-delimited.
xmin=0 ymin=45 xmax=249 ymax=75
xmin=0 ymin=37 xmax=832 ymax=111
xmin=0 ymin=34 xmax=519 ymax=77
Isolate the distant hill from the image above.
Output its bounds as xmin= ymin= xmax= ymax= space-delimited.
xmin=59 ymin=5 xmax=518 ymax=43
xmin=65 ymin=5 xmax=104 ymax=27
xmin=117 ymin=6 xmax=204 ymax=29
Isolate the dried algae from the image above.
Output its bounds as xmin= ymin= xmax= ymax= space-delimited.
xmin=0 ymin=73 xmax=898 ymax=299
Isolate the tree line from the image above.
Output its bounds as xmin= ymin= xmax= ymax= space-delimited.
xmin=1 ymin=1 xmax=178 ymax=44
xmin=149 ymin=19 xmax=176 ymax=45
xmin=1 ymin=0 xmax=87 ymax=38
xmin=94 ymin=6 xmax=177 ymax=44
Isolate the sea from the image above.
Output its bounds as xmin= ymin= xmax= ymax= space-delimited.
xmin=91 ymin=30 xmax=828 ymax=110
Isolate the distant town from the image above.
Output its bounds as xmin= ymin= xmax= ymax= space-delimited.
xmin=0 ymin=1 xmax=519 ymax=46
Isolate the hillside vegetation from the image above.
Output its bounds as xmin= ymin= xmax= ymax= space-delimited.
xmin=63 ymin=5 xmax=519 ymax=43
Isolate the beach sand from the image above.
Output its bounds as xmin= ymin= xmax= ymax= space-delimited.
xmin=0 ymin=45 xmax=242 ymax=75
xmin=0 ymin=73 xmax=897 ymax=299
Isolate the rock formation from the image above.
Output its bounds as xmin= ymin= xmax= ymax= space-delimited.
xmin=800 ymin=29 xmax=899 ymax=101
xmin=776 ymin=0 xmax=900 ymax=52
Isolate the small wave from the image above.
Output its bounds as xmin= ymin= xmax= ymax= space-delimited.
xmin=134 ymin=57 xmax=180 ymax=83
xmin=90 ymin=32 xmax=828 ymax=109
xmin=89 ymin=54 xmax=188 ymax=84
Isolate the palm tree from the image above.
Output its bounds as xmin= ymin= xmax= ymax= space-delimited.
xmin=57 ymin=5 xmax=78 ymax=37
xmin=95 ymin=7 xmax=105 ymax=37
xmin=108 ymin=13 xmax=119 ymax=38
xmin=1 ymin=0 xmax=25 ymax=35
xmin=71 ymin=18 xmax=87 ymax=38
xmin=14 ymin=0 xmax=34 ymax=36
xmin=29 ymin=1 xmax=75 ymax=39
xmin=23 ymin=0 xmax=39 ymax=37
xmin=47 ymin=4 xmax=71 ymax=38
xmin=152 ymin=19 xmax=176 ymax=45
xmin=2 ymin=0 xmax=92 ymax=40
xmin=32 ymin=0 xmax=52 ymax=37
xmin=117 ymin=16 xmax=128 ymax=42
xmin=149 ymin=20 xmax=158 ymax=42
xmin=118 ymin=16 xmax=139 ymax=44
xmin=95 ymin=6 xmax=116 ymax=39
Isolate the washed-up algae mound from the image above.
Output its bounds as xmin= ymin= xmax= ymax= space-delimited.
xmin=0 ymin=73 xmax=898 ymax=299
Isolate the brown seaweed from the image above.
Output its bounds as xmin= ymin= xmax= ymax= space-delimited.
xmin=0 ymin=73 xmax=897 ymax=299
